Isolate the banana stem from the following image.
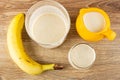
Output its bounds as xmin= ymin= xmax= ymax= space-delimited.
xmin=42 ymin=64 xmax=63 ymax=71
xmin=54 ymin=64 xmax=63 ymax=70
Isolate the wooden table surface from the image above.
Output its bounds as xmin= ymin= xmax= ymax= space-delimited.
xmin=0 ymin=0 xmax=120 ymax=80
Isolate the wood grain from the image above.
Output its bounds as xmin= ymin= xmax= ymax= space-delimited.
xmin=0 ymin=0 xmax=120 ymax=80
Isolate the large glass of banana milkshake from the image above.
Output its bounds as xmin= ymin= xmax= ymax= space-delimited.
xmin=25 ymin=0 xmax=71 ymax=48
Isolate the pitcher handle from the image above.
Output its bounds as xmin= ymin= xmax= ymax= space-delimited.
xmin=103 ymin=30 xmax=116 ymax=40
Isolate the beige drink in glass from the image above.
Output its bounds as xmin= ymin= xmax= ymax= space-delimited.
xmin=31 ymin=9 xmax=66 ymax=44
xmin=25 ymin=0 xmax=70 ymax=48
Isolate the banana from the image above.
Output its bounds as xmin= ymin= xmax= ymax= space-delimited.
xmin=7 ymin=13 xmax=63 ymax=75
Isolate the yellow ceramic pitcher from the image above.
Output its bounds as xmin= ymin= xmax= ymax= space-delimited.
xmin=76 ymin=8 xmax=116 ymax=41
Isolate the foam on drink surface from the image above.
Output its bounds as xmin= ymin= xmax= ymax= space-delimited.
xmin=32 ymin=13 xmax=66 ymax=44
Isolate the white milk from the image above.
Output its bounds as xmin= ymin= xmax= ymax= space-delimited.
xmin=31 ymin=13 xmax=66 ymax=44
xmin=68 ymin=44 xmax=96 ymax=69
xmin=83 ymin=12 xmax=105 ymax=32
